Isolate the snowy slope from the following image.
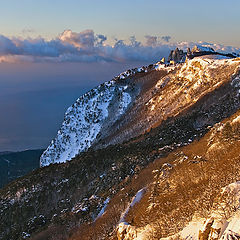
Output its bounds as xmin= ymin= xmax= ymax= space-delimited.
xmin=40 ymin=79 xmax=132 ymax=167
xmin=40 ymin=56 xmax=240 ymax=167
xmin=169 ymin=182 xmax=240 ymax=240
xmin=40 ymin=61 xmax=174 ymax=167
xmin=192 ymin=45 xmax=215 ymax=53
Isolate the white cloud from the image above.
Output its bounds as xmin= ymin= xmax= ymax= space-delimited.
xmin=145 ymin=35 xmax=158 ymax=46
xmin=59 ymin=29 xmax=95 ymax=48
xmin=0 ymin=29 xmax=239 ymax=63
xmin=161 ymin=36 xmax=171 ymax=42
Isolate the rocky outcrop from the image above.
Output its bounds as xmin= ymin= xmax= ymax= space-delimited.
xmin=168 ymin=47 xmax=186 ymax=63
xmin=117 ymin=223 xmax=138 ymax=240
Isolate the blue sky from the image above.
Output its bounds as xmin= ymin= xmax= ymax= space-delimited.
xmin=0 ymin=61 xmax=146 ymax=151
xmin=1 ymin=0 xmax=240 ymax=46
xmin=0 ymin=0 xmax=240 ymax=151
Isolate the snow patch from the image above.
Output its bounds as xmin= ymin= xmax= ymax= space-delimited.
xmin=163 ymin=182 xmax=240 ymax=240
xmin=95 ymin=197 xmax=110 ymax=220
xmin=192 ymin=45 xmax=215 ymax=53
xmin=232 ymin=115 xmax=240 ymax=124
xmin=120 ymin=188 xmax=146 ymax=223
xmin=118 ymin=87 xmax=132 ymax=115
xmin=161 ymin=218 xmax=204 ymax=240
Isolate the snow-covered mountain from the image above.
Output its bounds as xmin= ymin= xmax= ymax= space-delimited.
xmin=40 ymin=50 xmax=240 ymax=167
xmin=40 ymin=79 xmax=133 ymax=166
xmin=40 ymin=62 xmax=170 ymax=166
xmin=1 ymin=47 xmax=240 ymax=240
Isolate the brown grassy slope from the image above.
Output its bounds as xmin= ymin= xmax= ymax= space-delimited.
xmin=69 ymin=110 xmax=240 ymax=240
xmin=124 ymin=111 xmax=240 ymax=238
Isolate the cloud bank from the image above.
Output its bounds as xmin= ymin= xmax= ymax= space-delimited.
xmin=0 ymin=29 xmax=239 ymax=63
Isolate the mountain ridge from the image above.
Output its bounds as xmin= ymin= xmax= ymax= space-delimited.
xmin=1 ymin=48 xmax=240 ymax=240
xmin=40 ymin=52 xmax=240 ymax=167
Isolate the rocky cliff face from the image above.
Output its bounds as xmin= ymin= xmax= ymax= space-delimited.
xmin=1 ymin=51 xmax=240 ymax=240
xmin=167 ymin=47 xmax=186 ymax=63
